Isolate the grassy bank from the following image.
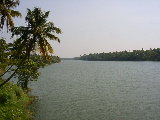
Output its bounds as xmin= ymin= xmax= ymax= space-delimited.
xmin=0 ymin=78 xmax=33 ymax=120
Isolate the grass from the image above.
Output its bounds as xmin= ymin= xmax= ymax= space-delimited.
xmin=0 ymin=78 xmax=33 ymax=120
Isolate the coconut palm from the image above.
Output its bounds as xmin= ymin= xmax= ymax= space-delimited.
xmin=11 ymin=7 xmax=61 ymax=58
xmin=0 ymin=0 xmax=22 ymax=30
xmin=0 ymin=7 xmax=62 ymax=87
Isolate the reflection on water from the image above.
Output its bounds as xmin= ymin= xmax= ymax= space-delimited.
xmin=30 ymin=61 xmax=160 ymax=120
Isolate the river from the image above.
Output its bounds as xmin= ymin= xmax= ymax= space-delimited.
xmin=30 ymin=60 xmax=160 ymax=120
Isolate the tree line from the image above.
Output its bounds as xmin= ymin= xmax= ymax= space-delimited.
xmin=0 ymin=0 xmax=62 ymax=89
xmin=75 ymin=48 xmax=160 ymax=61
xmin=30 ymin=54 xmax=61 ymax=65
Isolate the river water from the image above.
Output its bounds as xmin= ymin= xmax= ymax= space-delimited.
xmin=30 ymin=60 xmax=160 ymax=120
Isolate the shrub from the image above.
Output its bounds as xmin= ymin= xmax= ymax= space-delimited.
xmin=0 ymin=80 xmax=32 ymax=120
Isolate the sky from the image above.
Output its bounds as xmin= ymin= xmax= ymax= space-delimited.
xmin=1 ymin=0 xmax=160 ymax=58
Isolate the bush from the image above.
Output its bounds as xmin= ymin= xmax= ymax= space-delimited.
xmin=0 ymin=79 xmax=32 ymax=120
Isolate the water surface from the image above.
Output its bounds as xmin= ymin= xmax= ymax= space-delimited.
xmin=30 ymin=60 xmax=160 ymax=120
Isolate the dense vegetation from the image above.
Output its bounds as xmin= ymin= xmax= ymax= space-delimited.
xmin=0 ymin=78 xmax=32 ymax=120
xmin=30 ymin=54 xmax=61 ymax=65
xmin=0 ymin=0 xmax=62 ymax=89
xmin=0 ymin=0 xmax=62 ymax=119
xmin=75 ymin=48 xmax=160 ymax=61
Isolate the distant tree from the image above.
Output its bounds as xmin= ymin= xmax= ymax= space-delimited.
xmin=78 ymin=48 xmax=160 ymax=61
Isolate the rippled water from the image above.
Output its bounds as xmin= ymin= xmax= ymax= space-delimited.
xmin=30 ymin=60 xmax=160 ymax=120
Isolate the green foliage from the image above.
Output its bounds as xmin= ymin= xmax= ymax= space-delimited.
xmin=0 ymin=40 xmax=61 ymax=89
xmin=0 ymin=7 xmax=62 ymax=88
xmin=15 ymin=59 xmax=40 ymax=89
xmin=11 ymin=7 xmax=62 ymax=58
xmin=0 ymin=0 xmax=22 ymax=30
xmin=77 ymin=48 xmax=160 ymax=61
xmin=0 ymin=38 xmax=11 ymax=70
xmin=30 ymin=54 xmax=61 ymax=65
xmin=0 ymin=1 xmax=62 ymax=119
xmin=13 ymin=55 xmax=61 ymax=89
xmin=0 ymin=78 xmax=32 ymax=120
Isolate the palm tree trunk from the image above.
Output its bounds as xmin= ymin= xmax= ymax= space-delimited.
xmin=0 ymin=39 xmax=34 ymax=88
xmin=0 ymin=65 xmax=13 ymax=77
xmin=0 ymin=55 xmax=27 ymax=88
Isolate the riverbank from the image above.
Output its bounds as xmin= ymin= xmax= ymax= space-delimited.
xmin=0 ymin=78 xmax=33 ymax=120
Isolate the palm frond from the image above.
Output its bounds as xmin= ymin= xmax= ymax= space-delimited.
xmin=10 ymin=9 xmax=22 ymax=17
xmin=10 ymin=7 xmax=62 ymax=59
xmin=45 ymin=32 xmax=60 ymax=43
xmin=0 ymin=1 xmax=21 ymax=30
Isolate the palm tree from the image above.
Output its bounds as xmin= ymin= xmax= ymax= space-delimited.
xmin=0 ymin=7 xmax=62 ymax=87
xmin=11 ymin=7 xmax=62 ymax=58
xmin=0 ymin=0 xmax=22 ymax=30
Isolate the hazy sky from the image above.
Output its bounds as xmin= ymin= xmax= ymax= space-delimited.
xmin=1 ymin=0 xmax=160 ymax=58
